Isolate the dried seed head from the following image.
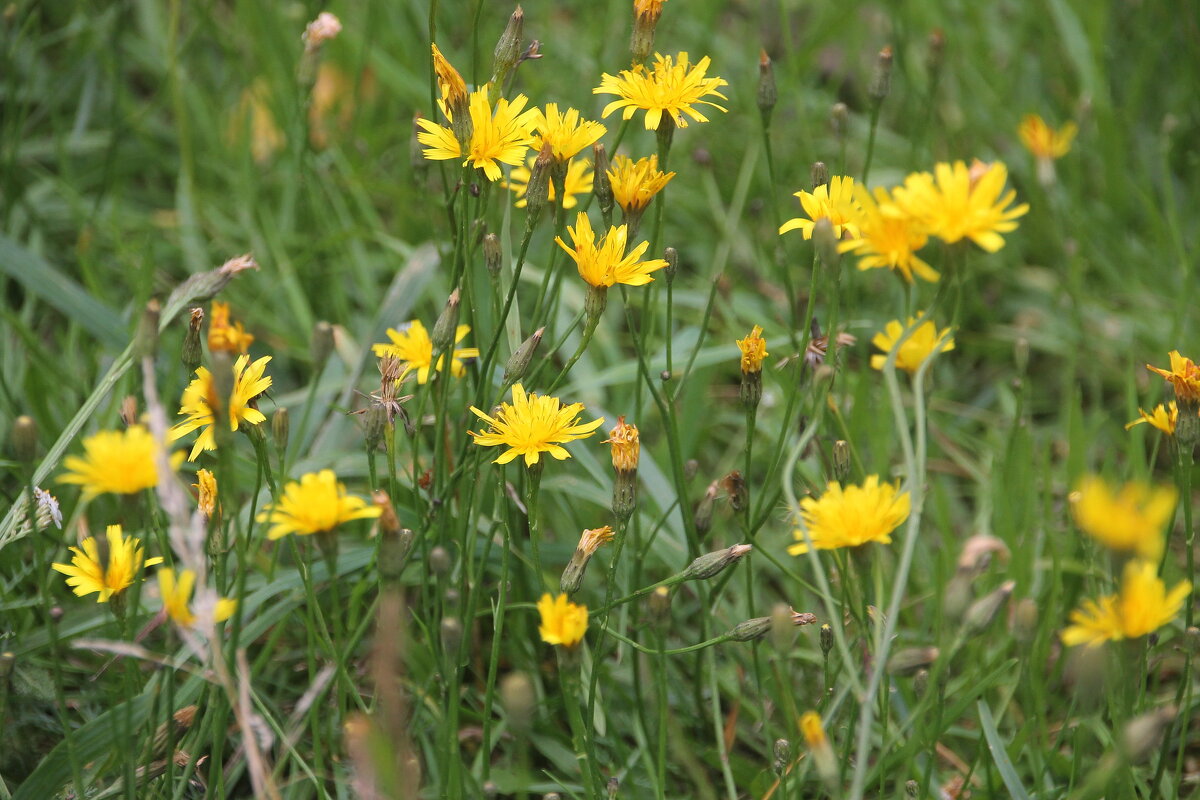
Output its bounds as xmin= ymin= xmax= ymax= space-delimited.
xmin=683 ymin=543 xmax=752 ymax=581
xmin=303 ymin=12 xmax=342 ymax=54
xmin=491 ymin=6 xmax=525 ymax=91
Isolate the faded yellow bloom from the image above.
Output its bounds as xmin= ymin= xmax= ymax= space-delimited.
xmin=52 ymin=525 xmax=163 ymax=603
xmin=168 ymin=355 xmax=273 ymax=461
xmin=194 ymin=469 xmax=218 ymax=518
xmin=258 ymin=470 xmax=382 ymax=540
xmin=1061 ymin=560 xmax=1190 ymax=647
xmin=604 ymin=416 xmax=640 ymax=473
xmin=469 ymin=383 xmax=605 ymax=467
xmin=416 ymin=87 xmax=537 ymax=181
xmin=555 ymin=212 xmax=667 ymax=288
xmin=870 ymin=316 xmax=955 ymax=374
xmin=1125 ymin=403 xmax=1179 ymax=436
xmin=736 ymin=325 xmax=768 ymax=374
xmin=157 ymin=568 xmax=236 ymax=628
xmin=1017 ymin=114 xmax=1076 ymax=160
xmin=1146 ymin=350 xmax=1200 ymax=403
xmin=530 ymin=104 xmax=606 ymax=162
xmin=892 ymin=160 xmax=1028 ymax=252
xmin=207 ymin=301 xmax=254 ymax=355
xmin=537 ymin=592 xmax=589 ymax=648
xmin=800 ymin=710 xmax=826 ymax=748
xmin=504 ymin=157 xmax=592 ymax=209
xmin=779 ymin=176 xmax=861 ymax=240
xmin=370 ymin=320 xmax=479 ymax=384
xmin=578 ymin=526 xmax=615 ymax=557
xmin=838 ymin=185 xmax=938 ymax=284
xmin=607 ymin=154 xmax=675 ymax=216
xmin=789 ymin=476 xmax=911 ymax=554
xmin=634 ymin=0 xmax=667 ymax=22
xmin=59 ymin=425 xmax=164 ymax=499
xmin=431 ymin=43 xmax=467 ymax=107
xmin=594 ymin=51 xmax=728 ymax=131
xmin=1070 ymin=476 xmax=1176 ymax=562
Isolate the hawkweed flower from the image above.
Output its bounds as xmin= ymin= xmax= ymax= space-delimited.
xmin=789 ymin=476 xmax=911 ymax=554
xmin=839 ymin=186 xmax=938 ymax=283
xmin=556 ymin=212 xmax=668 ymax=289
xmin=1018 ymin=114 xmax=1076 ymax=184
xmin=631 ymin=0 xmax=668 ymax=64
xmin=605 ymin=416 xmax=640 ymax=523
xmin=800 ymin=711 xmax=838 ymax=787
xmin=594 ymin=52 xmax=728 ymax=132
xmin=207 ymin=301 xmax=254 ymax=354
xmin=469 ymin=383 xmax=605 ymax=466
xmin=52 ymin=524 xmax=163 ymax=603
xmin=158 ymin=568 xmax=236 ymax=628
xmin=371 ymin=320 xmax=479 ymax=385
xmin=431 ymin=44 xmax=471 ymax=144
xmin=352 ymin=356 xmax=415 ymax=442
xmin=538 ymin=592 xmax=588 ymax=648
xmin=504 ymin=157 xmax=592 ymax=209
xmin=560 ymin=526 xmax=615 ymax=594
xmin=736 ymin=325 xmax=768 ymax=409
xmin=416 ymin=86 xmax=537 ymax=181
xmin=607 ymin=154 xmax=675 ymax=234
xmin=59 ymin=425 xmax=166 ymax=498
xmin=530 ymin=104 xmax=606 ymax=163
xmin=779 ymin=175 xmax=862 ymax=240
xmin=1125 ymin=402 xmax=1180 ymax=436
xmin=892 ymin=160 xmax=1028 ymax=252
xmin=870 ymin=315 xmax=955 ymax=374
xmin=169 ymin=355 xmax=273 ymax=461
xmin=1070 ymin=476 xmax=1176 ymax=562
xmin=258 ymin=469 xmax=382 ymax=540
xmin=193 ymin=468 xmax=218 ymax=519
xmin=1147 ymin=350 xmax=1200 ymax=445
xmin=1061 ymin=560 xmax=1190 ymax=647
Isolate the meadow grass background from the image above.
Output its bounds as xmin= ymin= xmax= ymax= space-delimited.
xmin=1 ymin=0 xmax=1199 ymax=798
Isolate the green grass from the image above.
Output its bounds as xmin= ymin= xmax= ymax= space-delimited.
xmin=1 ymin=0 xmax=1198 ymax=798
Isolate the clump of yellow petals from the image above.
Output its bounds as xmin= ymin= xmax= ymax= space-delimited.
xmin=604 ymin=415 xmax=640 ymax=473
xmin=431 ymin=43 xmax=467 ymax=107
xmin=207 ymin=301 xmax=255 ymax=355
xmin=416 ymin=87 xmax=537 ymax=181
xmin=594 ymin=51 xmax=728 ymax=131
xmin=555 ymin=212 xmax=667 ymax=288
xmin=1146 ymin=350 xmax=1200 ymax=403
xmin=607 ymin=154 xmax=675 ymax=216
xmin=1125 ymin=402 xmax=1179 ymax=436
xmin=736 ymin=325 xmax=768 ymax=374
xmin=779 ymin=176 xmax=862 ymax=240
xmin=1017 ymin=114 xmax=1076 ymax=161
xmin=1061 ymin=560 xmax=1190 ymax=647
xmin=838 ymin=186 xmax=938 ymax=284
xmin=52 ymin=524 xmax=163 ymax=603
xmin=469 ymin=383 xmax=605 ymax=467
xmin=194 ymin=469 xmax=218 ymax=518
xmin=258 ymin=470 xmax=382 ymax=540
xmin=537 ymin=592 xmax=589 ymax=648
xmin=504 ymin=157 xmax=592 ymax=209
xmin=1070 ymin=476 xmax=1176 ymax=562
xmin=870 ymin=316 xmax=955 ymax=374
xmin=530 ymin=104 xmax=606 ymax=162
xmin=158 ymin=567 xmax=236 ymax=628
xmin=634 ymin=0 xmax=667 ymax=22
xmin=371 ymin=320 xmax=479 ymax=384
xmin=800 ymin=710 xmax=827 ymax=748
xmin=59 ymin=425 xmax=164 ymax=498
xmin=789 ymin=476 xmax=911 ymax=554
xmin=892 ymin=160 xmax=1028 ymax=252
xmin=169 ymin=355 xmax=273 ymax=461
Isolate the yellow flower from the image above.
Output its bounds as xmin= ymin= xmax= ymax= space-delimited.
xmin=469 ymin=383 xmax=605 ymax=467
xmin=736 ymin=325 xmax=768 ymax=374
xmin=59 ymin=425 xmax=163 ymax=498
xmin=431 ymin=43 xmax=467 ymax=107
xmin=577 ymin=526 xmax=615 ymax=557
xmin=168 ymin=355 xmax=273 ymax=461
xmin=788 ymin=476 xmax=911 ymax=554
xmin=1070 ymin=476 xmax=1176 ymax=562
xmin=1125 ymin=403 xmax=1179 ymax=436
xmin=800 ymin=710 xmax=827 ymax=748
xmin=537 ymin=592 xmax=589 ymax=648
xmin=604 ymin=416 xmax=640 ymax=473
xmin=157 ymin=568 xmax=236 ymax=628
xmin=838 ymin=186 xmax=938 ymax=283
xmin=870 ymin=316 xmax=955 ymax=374
xmin=1146 ymin=350 xmax=1200 ymax=403
xmin=207 ymin=301 xmax=255 ymax=355
xmin=258 ymin=469 xmax=383 ymax=540
xmin=555 ymin=212 xmax=668 ymax=288
xmin=1017 ymin=114 xmax=1076 ymax=161
xmin=52 ymin=524 xmax=163 ymax=603
xmin=634 ymin=0 xmax=667 ymax=22
xmin=416 ymin=87 xmax=537 ymax=181
xmin=892 ymin=160 xmax=1028 ymax=252
xmin=504 ymin=157 xmax=593 ymax=209
xmin=1061 ymin=560 xmax=1190 ymax=647
xmin=594 ymin=51 xmax=728 ymax=131
xmin=194 ymin=469 xmax=218 ymax=518
xmin=607 ymin=154 xmax=675 ymax=216
xmin=530 ymin=103 xmax=606 ymax=162
xmin=779 ymin=176 xmax=862 ymax=240
xmin=370 ymin=320 xmax=479 ymax=384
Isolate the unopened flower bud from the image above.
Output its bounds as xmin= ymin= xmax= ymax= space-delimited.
xmin=584 ymin=284 xmax=609 ymax=323
xmin=727 ymin=616 xmax=771 ymax=642
xmin=1121 ymin=706 xmax=1175 ymax=764
xmin=490 ymin=6 xmax=525 ymax=95
xmin=272 ymin=407 xmax=289 ymax=453
xmin=942 ymin=572 xmax=974 ymax=622
xmin=483 ymin=782 xmax=500 ymax=799
xmin=663 ymin=246 xmax=679 ymax=285
xmin=483 ymin=233 xmax=502 ymax=277
xmin=926 ymin=29 xmax=945 ymax=75
xmin=560 ymin=526 xmax=615 ymax=594
xmin=430 ymin=545 xmax=452 ymax=576
xmin=544 ymin=794 xmax=561 ymax=800
xmin=772 ymin=738 xmax=790 ymax=775
xmin=832 ymin=440 xmax=851 ymax=482
xmin=683 ymin=543 xmax=752 ymax=581
xmin=820 ymin=624 xmax=834 ymax=658
xmin=963 ymin=580 xmax=1015 ymax=636
xmin=1011 ymin=597 xmax=1038 ymax=643
xmin=182 ymin=307 xmax=204 ymax=371
xmin=830 ymin=105 xmax=849 ymax=142
xmin=607 ymin=777 xmax=619 ymax=799
xmin=523 ymin=143 xmax=554 ymax=222
xmin=722 ymin=470 xmax=748 ymax=512
xmin=364 ymin=405 xmax=387 ymax=451
xmin=593 ymin=143 xmax=614 ymax=222
xmin=312 ymin=321 xmax=335 ymax=372
xmin=888 ymin=646 xmax=939 ymax=676
xmin=501 ymin=671 xmax=536 ymax=733
xmin=440 ymin=617 xmax=463 ymax=658
xmin=684 ymin=459 xmax=699 ymax=482
xmin=811 ymin=160 xmax=829 ymax=190
xmin=913 ymin=668 xmax=929 ymax=701
xmin=631 ymin=0 xmax=666 ymax=66
xmin=134 ymin=298 xmax=161 ymax=361
xmin=868 ymin=46 xmax=893 ymax=106
xmin=813 ymin=217 xmax=840 ymax=268
xmin=1186 ymin=626 xmax=1200 ymax=655
xmin=431 ymin=289 xmax=461 ymax=355
xmin=648 ymin=585 xmax=671 ymax=622
xmin=694 ymin=480 xmax=719 ymax=537
xmin=906 ymin=779 xmax=920 ymax=798
xmin=757 ymin=51 xmax=777 ymax=120
xmin=11 ymin=415 xmax=37 ymax=464
xmin=503 ymin=327 xmax=544 ymax=385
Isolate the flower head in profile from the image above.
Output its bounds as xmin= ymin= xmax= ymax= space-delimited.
xmin=892 ymin=160 xmax=1028 ymax=252
xmin=870 ymin=316 xmax=954 ymax=374
xmin=604 ymin=416 xmax=640 ymax=473
xmin=1125 ymin=403 xmax=1179 ymax=436
xmin=371 ymin=320 xmax=479 ymax=384
xmin=736 ymin=325 xmax=768 ymax=374
xmin=207 ymin=301 xmax=255 ymax=354
xmin=194 ymin=469 xmax=218 ymax=518
xmin=838 ymin=186 xmax=938 ymax=283
xmin=258 ymin=469 xmax=382 ymax=540
xmin=1017 ymin=114 xmax=1076 ymax=161
xmin=504 ymin=157 xmax=592 ymax=209
xmin=779 ymin=176 xmax=862 ymax=240
xmin=158 ymin=568 xmax=236 ymax=628
xmin=537 ymin=592 xmax=589 ymax=648
xmin=789 ymin=476 xmax=911 ymax=554
xmin=416 ymin=87 xmax=537 ymax=181
xmin=1070 ymin=476 xmax=1176 ymax=562
xmin=168 ymin=355 xmax=273 ymax=461
xmin=800 ymin=710 xmax=827 ymax=748
xmin=52 ymin=525 xmax=163 ymax=603
xmin=431 ymin=43 xmax=467 ymax=108
xmin=555 ymin=212 xmax=667 ymax=288
xmin=469 ymin=383 xmax=605 ymax=467
xmin=607 ymin=154 xmax=675 ymax=217
xmin=634 ymin=0 xmax=667 ymax=23
xmin=1146 ymin=350 xmax=1200 ymax=403
xmin=530 ymin=104 xmax=606 ymax=162
xmin=1061 ymin=560 xmax=1190 ymax=647
xmin=59 ymin=425 xmax=164 ymax=498
xmin=594 ymin=52 xmax=728 ymax=131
